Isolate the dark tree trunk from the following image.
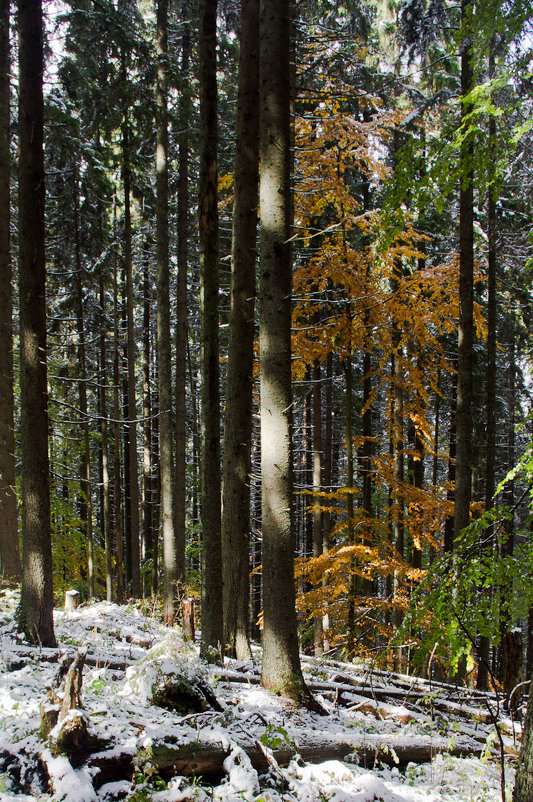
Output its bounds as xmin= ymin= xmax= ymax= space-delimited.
xmin=221 ymin=0 xmax=259 ymax=661
xmin=122 ymin=121 xmax=141 ymax=598
xmin=142 ymin=257 xmax=154 ymax=596
xmin=477 ymin=82 xmax=497 ymax=691
xmin=174 ymin=0 xmax=190 ymax=601
xmin=199 ymin=0 xmax=223 ymax=657
xmin=99 ymin=278 xmax=113 ymax=602
xmin=113 ymin=248 xmax=125 ymax=604
xmin=0 ymin=0 xmax=20 ymax=582
xmin=17 ymin=0 xmax=56 ymax=646
xmin=454 ymin=0 xmax=474 ymax=544
xmin=259 ymin=0 xmax=308 ymax=702
xmin=73 ymin=176 xmax=94 ymax=599
xmin=312 ymin=360 xmax=324 ymax=656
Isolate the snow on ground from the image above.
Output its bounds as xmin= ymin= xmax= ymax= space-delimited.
xmin=0 ymin=589 xmax=518 ymax=801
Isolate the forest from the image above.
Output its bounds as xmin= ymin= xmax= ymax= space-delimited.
xmin=1 ymin=0 xmax=533 ymax=797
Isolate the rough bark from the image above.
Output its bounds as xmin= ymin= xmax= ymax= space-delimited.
xmin=174 ymin=0 xmax=190 ymax=601
xmin=73 ymin=177 xmax=94 ymax=599
xmin=259 ymin=0 xmax=309 ymax=704
xmin=113 ymin=247 xmax=125 ymax=604
xmin=454 ymin=0 xmax=474 ymax=544
xmin=99 ymin=278 xmax=113 ymax=602
xmin=122 ymin=120 xmax=141 ymax=598
xmin=513 ymin=677 xmax=533 ymax=801
xmin=221 ymin=0 xmax=259 ymax=661
xmin=17 ymin=0 xmax=56 ymax=647
xmin=0 ymin=0 xmax=20 ymax=583
xmin=141 ymin=256 xmax=154 ymax=596
xmin=199 ymin=0 xmax=223 ymax=657
xmin=156 ymin=0 xmax=178 ymax=621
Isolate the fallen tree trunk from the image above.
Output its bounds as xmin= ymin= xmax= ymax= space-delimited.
xmin=149 ymin=733 xmax=482 ymax=779
xmin=88 ymin=732 xmax=483 ymax=787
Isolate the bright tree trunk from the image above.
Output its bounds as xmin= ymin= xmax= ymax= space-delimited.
xmin=17 ymin=0 xmax=56 ymax=646
xmin=259 ymin=0 xmax=308 ymax=702
xmin=156 ymin=0 xmax=178 ymax=621
xmin=221 ymin=0 xmax=259 ymax=661
xmin=199 ymin=0 xmax=223 ymax=657
xmin=174 ymin=0 xmax=190 ymax=602
xmin=0 ymin=0 xmax=20 ymax=583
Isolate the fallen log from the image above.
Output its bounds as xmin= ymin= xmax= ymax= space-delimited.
xmin=148 ymin=732 xmax=483 ymax=779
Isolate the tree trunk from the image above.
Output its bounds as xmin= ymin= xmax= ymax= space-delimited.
xmin=174 ymin=0 xmax=190 ymax=600
xmin=73 ymin=175 xmax=94 ymax=599
xmin=477 ymin=81 xmax=497 ymax=691
xmin=259 ymin=0 xmax=308 ymax=703
xmin=312 ymin=360 xmax=324 ymax=656
xmin=156 ymin=0 xmax=178 ymax=621
xmin=454 ymin=0 xmax=474 ymax=544
xmin=99 ymin=278 xmax=113 ymax=602
xmin=17 ymin=0 xmax=56 ymax=646
xmin=513 ymin=678 xmax=533 ymax=801
xmin=199 ymin=0 xmax=223 ymax=657
xmin=221 ymin=0 xmax=259 ymax=661
xmin=142 ymin=256 xmax=155 ymax=596
xmin=122 ymin=121 xmax=141 ymax=598
xmin=0 ymin=0 xmax=20 ymax=583
xmin=113 ymin=246 xmax=125 ymax=604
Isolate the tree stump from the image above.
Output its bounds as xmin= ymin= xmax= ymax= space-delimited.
xmin=182 ymin=597 xmax=195 ymax=642
xmin=64 ymin=590 xmax=80 ymax=612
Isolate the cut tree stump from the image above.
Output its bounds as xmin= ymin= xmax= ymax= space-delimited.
xmin=64 ymin=590 xmax=80 ymax=611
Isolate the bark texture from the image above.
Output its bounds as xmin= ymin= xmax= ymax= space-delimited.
xmin=156 ymin=0 xmax=178 ymax=621
xmin=222 ymin=0 xmax=259 ymax=661
xmin=259 ymin=0 xmax=307 ymax=701
xmin=17 ymin=0 xmax=56 ymax=646
xmin=454 ymin=0 xmax=474 ymax=543
xmin=199 ymin=0 xmax=223 ymax=657
xmin=0 ymin=0 xmax=20 ymax=582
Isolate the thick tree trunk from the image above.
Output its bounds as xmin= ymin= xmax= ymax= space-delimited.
xmin=0 ymin=0 xmax=20 ymax=583
xmin=259 ymin=0 xmax=309 ymax=703
xmin=199 ymin=0 xmax=223 ymax=657
xmin=156 ymin=0 xmax=178 ymax=621
xmin=221 ymin=0 xmax=259 ymax=661
xmin=17 ymin=0 xmax=56 ymax=646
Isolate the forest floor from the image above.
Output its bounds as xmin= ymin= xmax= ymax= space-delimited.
xmin=0 ymin=588 xmax=523 ymax=801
